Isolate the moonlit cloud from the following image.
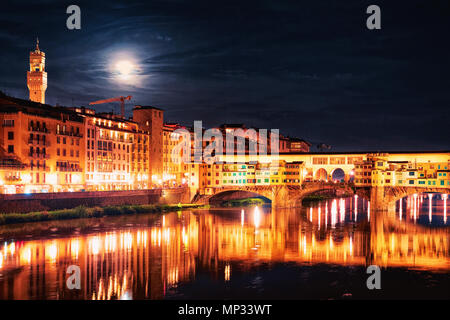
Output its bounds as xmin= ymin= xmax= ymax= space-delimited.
xmin=0 ymin=0 xmax=449 ymax=151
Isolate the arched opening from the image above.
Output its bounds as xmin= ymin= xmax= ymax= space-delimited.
xmin=331 ymin=168 xmax=345 ymax=182
xmin=303 ymin=168 xmax=314 ymax=182
xmin=209 ymin=190 xmax=271 ymax=207
xmin=314 ymin=168 xmax=328 ymax=182
xmin=348 ymin=170 xmax=355 ymax=182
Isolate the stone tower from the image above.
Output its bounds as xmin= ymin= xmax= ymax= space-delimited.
xmin=27 ymin=38 xmax=47 ymax=104
xmin=133 ymin=106 xmax=164 ymax=187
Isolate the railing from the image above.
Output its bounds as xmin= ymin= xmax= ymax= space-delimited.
xmin=29 ymin=153 xmax=50 ymax=159
xmin=28 ymin=127 xmax=49 ymax=133
xmin=30 ymin=166 xmax=51 ymax=172
xmin=56 ymin=131 xmax=83 ymax=138
xmin=97 ymin=135 xmax=132 ymax=143
xmin=28 ymin=139 xmax=50 ymax=146
xmin=4 ymin=176 xmax=22 ymax=182
xmin=56 ymin=167 xmax=82 ymax=172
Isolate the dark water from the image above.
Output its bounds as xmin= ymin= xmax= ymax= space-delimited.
xmin=0 ymin=195 xmax=448 ymax=300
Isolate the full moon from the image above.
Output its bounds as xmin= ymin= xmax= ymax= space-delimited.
xmin=114 ymin=60 xmax=135 ymax=80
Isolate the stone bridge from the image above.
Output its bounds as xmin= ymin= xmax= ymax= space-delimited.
xmin=195 ymin=183 xmax=449 ymax=210
xmin=357 ymin=186 xmax=449 ymax=212
xmin=194 ymin=182 xmax=354 ymax=208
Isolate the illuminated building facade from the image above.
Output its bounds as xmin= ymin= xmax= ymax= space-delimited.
xmin=354 ymin=154 xmax=450 ymax=188
xmin=72 ymin=107 xmax=144 ymax=191
xmin=199 ymin=160 xmax=305 ymax=195
xmin=1 ymin=44 xmax=450 ymax=195
xmin=163 ymin=123 xmax=187 ymax=187
xmin=0 ymin=94 xmax=85 ymax=193
xmin=279 ymin=136 xmax=310 ymax=153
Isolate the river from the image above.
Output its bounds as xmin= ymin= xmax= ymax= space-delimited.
xmin=0 ymin=194 xmax=448 ymax=299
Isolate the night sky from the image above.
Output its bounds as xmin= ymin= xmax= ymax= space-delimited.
xmin=0 ymin=0 xmax=449 ymax=151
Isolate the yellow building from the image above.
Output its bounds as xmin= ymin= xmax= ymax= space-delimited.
xmin=354 ymin=154 xmax=450 ymax=188
xmin=282 ymin=161 xmax=303 ymax=185
xmin=163 ymin=123 xmax=186 ymax=187
xmin=255 ymin=162 xmax=271 ymax=185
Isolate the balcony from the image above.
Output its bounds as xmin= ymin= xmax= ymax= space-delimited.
xmin=56 ymin=167 xmax=82 ymax=172
xmin=29 ymin=153 xmax=50 ymax=159
xmin=56 ymin=131 xmax=83 ymax=138
xmin=30 ymin=166 xmax=51 ymax=172
xmin=4 ymin=176 xmax=22 ymax=182
xmin=29 ymin=127 xmax=49 ymax=133
xmin=28 ymin=139 xmax=50 ymax=146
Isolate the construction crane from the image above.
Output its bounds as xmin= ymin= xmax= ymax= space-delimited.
xmin=89 ymin=95 xmax=132 ymax=118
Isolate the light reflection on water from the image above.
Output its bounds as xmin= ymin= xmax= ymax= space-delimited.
xmin=397 ymin=193 xmax=448 ymax=226
xmin=0 ymin=194 xmax=448 ymax=300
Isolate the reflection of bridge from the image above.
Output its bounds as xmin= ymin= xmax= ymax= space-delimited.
xmin=370 ymin=209 xmax=449 ymax=269
xmin=0 ymin=207 xmax=448 ymax=299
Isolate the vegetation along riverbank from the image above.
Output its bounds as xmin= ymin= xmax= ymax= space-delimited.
xmin=0 ymin=203 xmax=207 ymax=226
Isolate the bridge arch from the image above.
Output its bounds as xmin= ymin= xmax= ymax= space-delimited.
xmin=385 ymin=187 xmax=449 ymax=206
xmin=208 ymin=190 xmax=271 ymax=206
xmin=331 ymin=168 xmax=345 ymax=182
xmin=314 ymin=168 xmax=328 ymax=182
xmin=198 ymin=187 xmax=274 ymax=206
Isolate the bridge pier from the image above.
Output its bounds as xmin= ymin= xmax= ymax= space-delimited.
xmin=370 ymin=186 xmax=390 ymax=212
xmin=271 ymin=185 xmax=293 ymax=209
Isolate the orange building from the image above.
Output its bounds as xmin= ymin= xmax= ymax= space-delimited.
xmin=70 ymin=107 xmax=149 ymax=191
xmin=0 ymin=94 xmax=85 ymax=193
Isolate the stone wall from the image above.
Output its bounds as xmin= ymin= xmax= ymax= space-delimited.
xmin=0 ymin=188 xmax=189 ymax=213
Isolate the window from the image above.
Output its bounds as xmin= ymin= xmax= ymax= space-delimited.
xmin=330 ymin=157 xmax=345 ymax=165
xmin=312 ymin=157 xmax=328 ymax=165
xmin=7 ymin=132 xmax=13 ymax=140
xmin=3 ymin=119 xmax=14 ymax=127
xmin=7 ymin=145 xmax=14 ymax=153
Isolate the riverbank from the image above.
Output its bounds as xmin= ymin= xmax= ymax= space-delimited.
xmin=217 ymin=197 xmax=269 ymax=207
xmin=302 ymin=193 xmax=354 ymax=203
xmin=0 ymin=203 xmax=207 ymax=226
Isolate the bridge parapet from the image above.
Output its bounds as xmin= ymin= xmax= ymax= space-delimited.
xmin=369 ymin=185 xmax=449 ymax=212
